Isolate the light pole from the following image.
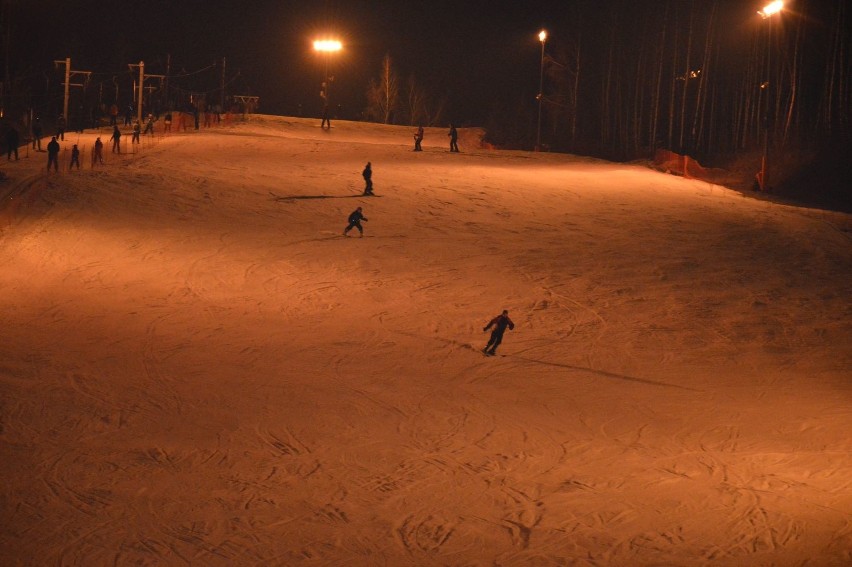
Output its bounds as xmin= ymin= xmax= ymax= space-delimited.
xmin=757 ymin=0 xmax=783 ymax=191
xmin=313 ymin=39 xmax=342 ymax=128
xmin=536 ymin=30 xmax=547 ymax=152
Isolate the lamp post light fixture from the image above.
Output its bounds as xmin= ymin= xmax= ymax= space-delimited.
xmin=313 ymin=39 xmax=342 ymax=125
xmin=536 ymin=29 xmax=547 ymax=152
xmin=756 ymin=1 xmax=783 ymax=191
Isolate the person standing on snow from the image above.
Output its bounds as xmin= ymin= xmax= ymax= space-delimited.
xmin=413 ymin=125 xmax=424 ymax=151
xmin=448 ymin=123 xmax=459 ymax=152
xmin=46 ymin=136 xmax=60 ymax=172
xmin=131 ymin=120 xmax=141 ymax=144
xmin=69 ymin=144 xmax=80 ymax=170
xmin=56 ymin=114 xmax=66 ymax=141
xmin=482 ymin=309 xmax=514 ymax=355
xmin=362 ymin=162 xmax=373 ymax=195
xmin=93 ymin=137 xmax=104 ymax=164
xmin=110 ymin=124 xmax=121 ymax=153
xmin=6 ymin=125 xmax=19 ymax=160
xmin=343 ymin=206 xmax=368 ymax=237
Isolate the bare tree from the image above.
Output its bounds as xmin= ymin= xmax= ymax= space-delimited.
xmin=364 ymin=53 xmax=399 ymax=124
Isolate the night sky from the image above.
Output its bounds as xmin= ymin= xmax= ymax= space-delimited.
xmin=9 ymin=1 xmax=848 ymax=133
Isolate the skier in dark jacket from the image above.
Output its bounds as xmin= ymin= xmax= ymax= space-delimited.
xmin=46 ymin=136 xmax=60 ymax=172
xmin=448 ymin=123 xmax=459 ymax=152
xmin=6 ymin=126 xmax=19 ymax=160
xmin=483 ymin=310 xmax=514 ymax=355
xmin=343 ymin=207 xmax=368 ymax=237
xmin=362 ymin=162 xmax=373 ymax=195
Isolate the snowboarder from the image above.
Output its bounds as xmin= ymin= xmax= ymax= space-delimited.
xmin=448 ymin=123 xmax=459 ymax=152
xmin=69 ymin=144 xmax=80 ymax=170
xmin=413 ymin=125 xmax=424 ymax=151
xmin=482 ymin=309 xmax=514 ymax=355
xmin=343 ymin=206 xmax=368 ymax=237
xmin=46 ymin=136 xmax=60 ymax=172
xmin=362 ymin=162 xmax=373 ymax=195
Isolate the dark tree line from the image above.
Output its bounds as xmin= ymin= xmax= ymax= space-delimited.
xmin=491 ymin=0 xmax=850 ymax=164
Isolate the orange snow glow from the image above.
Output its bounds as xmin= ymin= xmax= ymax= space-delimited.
xmin=0 ymin=116 xmax=849 ymax=565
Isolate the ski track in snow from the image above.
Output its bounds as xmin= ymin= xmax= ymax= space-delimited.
xmin=0 ymin=116 xmax=850 ymax=565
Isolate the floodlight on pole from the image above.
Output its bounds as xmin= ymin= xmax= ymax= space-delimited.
xmin=536 ymin=30 xmax=547 ymax=152
xmin=758 ymin=0 xmax=784 ymax=18
xmin=757 ymin=1 xmax=783 ymax=191
xmin=313 ymin=39 xmax=342 ymax=127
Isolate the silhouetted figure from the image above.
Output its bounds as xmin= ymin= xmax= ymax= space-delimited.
xmin=46 ymin=136 xmax=60 ymax=172
xmin=483 ymin=310 xmax=514 ymax=355
xmin=343 ymin=207 xmax=368 ymax=237
xmin=124 ymin=104 xmax=134 ymax=126
xmin=6 ymin=126 xmax=19 ymax=160
xmin=93 ymin=137 xmax=104 ymax=164
xmin=110 ymin=125 xmax=121 ymax=153
xmin=32 ymin=117 xmax=43 ymax=150
xmin=109 ymin=103 xmax=118 ymax=126
xmin=321 ymin=104 xmax=330 ymax=129
xmin=448 ymin=124 xmax=459 ymax=152
xmin=164 ymin=112 xmax=172 ymax=133
xmin=69 ymin=144 xmax=80 ymax=170
xmin=414 ymin=125 xmax=424 ymax=151
xmin=143 ymin=114 xmax=155 ymax=135
xmin=56 ymin=114 xmax=66 ymax=141
xmin=131 ymin=121 xmax=141 ymax=144
xmin=362 ymin=162 xmax=373 ymax=195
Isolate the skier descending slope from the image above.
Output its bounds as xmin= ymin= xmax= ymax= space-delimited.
xmin=482 ymin=309 xmax=514 ymax=355
xmin=343 ymin=207 xmax=368 ymax=237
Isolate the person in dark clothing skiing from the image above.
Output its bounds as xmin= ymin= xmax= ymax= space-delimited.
xmin=46 ymin=136 xmax=60 ymax=172
xmin=362 ymin=162 xmax=373 ymax=195
xmin=483 ymin=309 xmax=514 ymax=355
xmin=448 ymin=123 xmax=459 ymax=152
xmin=343 ymin=206 xmax=368 ymax=237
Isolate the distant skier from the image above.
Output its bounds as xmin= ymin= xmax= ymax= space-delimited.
xmin=362 ymin=162 xmax=373 ymax=195
xmin=32 ymin=117 xmax=43 ymax=150
xmin=482 ymin=309 xmax=514 ymax=355
xmin=343 ymin=206 xmax=368 ymax=237
xmin=56 ymin=114 xmax=66 ymax=141
xmin=93 ymin=137 xmax=104 ymax=164
xmin=413 ymin=125 xmax=424 ymax=151
xmin=131 ymin=120 xmax=141 ymax=144
xmin=448 ymin=123 xmax=459 ymax=152
xmin=46 ymin=136 xmax=60 ymax=172
xmin=69 ymin=144 xmax=80 ymax=170
xmin=110 ymin=125 xmax=121 ymax=153
xmin=6 ymin=126 xmax=19 ymax=160
xmin=143 ymin=113 xmax=155 ymax=135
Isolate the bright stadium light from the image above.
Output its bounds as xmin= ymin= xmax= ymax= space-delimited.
xmin=758 ymin=1 xmax=784 ymax=19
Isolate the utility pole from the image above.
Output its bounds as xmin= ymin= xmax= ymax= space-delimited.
xmin=54 ymin=57 xmax=91 ymax=123
xmin=220 ymin=57 xmax=226 ymax=111
xmin=128 ymin=61 xmax=164 ymax=122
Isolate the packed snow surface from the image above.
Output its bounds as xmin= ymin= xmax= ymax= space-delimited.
xmin=0 ymin=116 xmax=850 ymax=565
